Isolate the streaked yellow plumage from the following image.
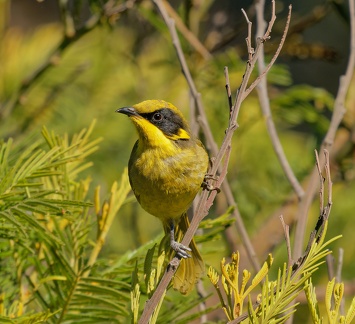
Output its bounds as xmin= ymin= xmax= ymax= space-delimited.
xmin=117 ymin=99 xmax=208 ymax=294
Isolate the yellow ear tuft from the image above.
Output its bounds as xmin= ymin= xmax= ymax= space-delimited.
xmin=166 ymin=128 xmax=190 ymax=140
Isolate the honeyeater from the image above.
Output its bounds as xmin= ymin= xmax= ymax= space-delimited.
xmin=116 ymin=99 xmax=209 ymax=295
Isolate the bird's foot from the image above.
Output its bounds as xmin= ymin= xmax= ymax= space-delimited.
xmin=171 ymin=240 xmax=192 ymax=259
xmin=202 ymin=174 xmax=221 ymax=193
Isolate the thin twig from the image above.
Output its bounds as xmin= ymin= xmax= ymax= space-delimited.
xmin=254 ymin=1 xmax=304 ymax=200
xmin=324 ymin=150 xmax=333 ymax=207
xmin=336 ymin=248 xmax=345 ymax=315
xmin=162 ymin=0 xmax=212 ymax=60
xmin=279 ymin=215 xmax=292 ymax=267
xmin=326 ymin=254 xmax=335 ymax=281
xmin=315 ymin=150 xmax=325 ymax=213
xmin=241 ymin=9 xmax=254 ymax=62
xmin=242 ymin=4 xmax=292 ymax=100
xmin=336 ymin=248 xmax=344 ymax=284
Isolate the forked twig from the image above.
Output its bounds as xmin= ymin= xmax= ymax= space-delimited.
xmin=255 ymin=0 xmax=304 ymax=199
xmin=242 ymin=4 xmax=292 ymax=100
xmin=241 ymin=9 xmax=254 ymax=62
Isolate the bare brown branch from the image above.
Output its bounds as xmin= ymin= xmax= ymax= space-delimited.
xmin=162 ymin=0 xmax=212 ymax=60
xmin=280 ymin=215 xmax=292 ymax=267
xmin=242 ymin=4 xmax=292 ymax=100
xmin=241 ymin=9 xmax=254 ymax=62
xmin=254 ymin=1 xmax=303 ymax=200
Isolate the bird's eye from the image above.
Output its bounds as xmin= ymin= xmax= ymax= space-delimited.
xmin=152 ymin=113 xmax=163 ymax=121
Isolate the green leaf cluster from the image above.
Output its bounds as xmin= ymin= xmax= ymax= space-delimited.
xmin=207 ymin=222 xmax=343 ymax=324
xmin=0 ymin=124 xmax=135 ymax=323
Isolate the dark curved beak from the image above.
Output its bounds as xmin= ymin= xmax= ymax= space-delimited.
xmin=115 ymin=107 xmax=139 ymax=117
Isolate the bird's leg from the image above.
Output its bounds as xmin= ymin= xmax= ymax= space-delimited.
xmin=169 ymin=219 xmax=191 ymax=259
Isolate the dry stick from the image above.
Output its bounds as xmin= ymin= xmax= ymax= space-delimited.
xmin=162 ymin=0 xmax=212 ymax=60
xmin=336 ymin=248 xmax=345 ymax=315
xmin=242 ymin=5 xmax=291 ymax=101
xmin=326 ymin=254 xmax=335 ymax=281
xmin=279 ymin=215 xmax=292 ymax=267
xmin=139 ymin=2 xmax=290 ymax=322
xmin=255 ymin=0 xmax=304 ymax=199
xmin=152 ymin=0 xmax=261 ymax=272
xmin=292 ymin=0 xmax=355 ymax=264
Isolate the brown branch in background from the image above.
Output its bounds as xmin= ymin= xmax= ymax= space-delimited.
xmin=279 ymin=215 xmax=292 ymax=267
xmin=241 ymin=9 xmax=254 ymax=62
xmin=315 ymin=150 xmax=325 ymax=213
xmin=326 ymin=247 xmax=345 ymax=313
xmin=326 ymin=254 xmax=335 ymax=281
xmin=254 ymin=0 xmax=304 ymax=200
xmin=139 ymin=1 xmax=290 ymax=322
xmin=336 ymin=248 xmax=345 ymax=315
xmin=162 ymin=0 xmax=212 ymax=60
xmin=292 ymin=0 xmax=355 ymax=263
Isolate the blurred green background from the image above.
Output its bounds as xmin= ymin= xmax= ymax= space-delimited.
xmin=1 ymin=0 xmax=355 ymax=321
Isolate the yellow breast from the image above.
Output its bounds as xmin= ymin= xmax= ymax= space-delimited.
xmin=128 ymin=139 xmax=208 ymax=221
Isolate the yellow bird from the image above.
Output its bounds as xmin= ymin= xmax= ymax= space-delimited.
xmin=116 ymin=99 xmax=209 ymax=295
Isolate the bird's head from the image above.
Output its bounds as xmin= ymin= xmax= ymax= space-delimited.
xmin=116 ymin=100 xmax=191 ymax=148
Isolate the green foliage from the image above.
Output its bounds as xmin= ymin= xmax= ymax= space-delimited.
xmin=208 ymin=252 xmax=273 ymax=320
xmin=207 ymin=222 xmax=342 ymax=323
xmin=305 ymin=277 xmax=355 ymax=324
xmin=0 ymin=125 xmax=133 ymax=323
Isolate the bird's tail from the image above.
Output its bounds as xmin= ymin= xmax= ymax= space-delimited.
xmin=164 ymin=213 xmax=205 ymax=295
